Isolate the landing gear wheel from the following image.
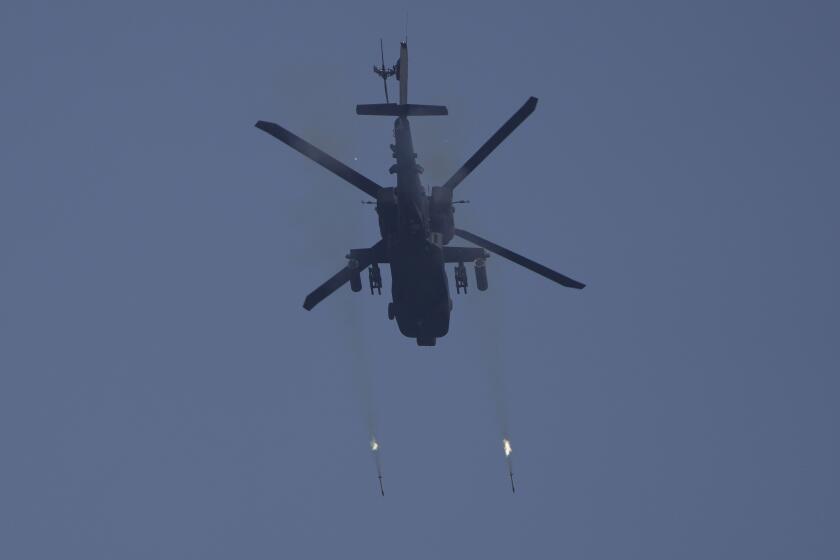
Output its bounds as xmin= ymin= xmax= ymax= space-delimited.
xmin=387 ymin=302 xmax=395 ymax=320
xmin=416 ymin=336 xmax=436 ymax=346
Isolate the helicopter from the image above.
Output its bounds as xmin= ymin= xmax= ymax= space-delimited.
xmin=255 ymin=40 xmax=584 ymax=346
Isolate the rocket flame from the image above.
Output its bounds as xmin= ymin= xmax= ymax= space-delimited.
xmin=370 ymin=438 xmax=379 ymax=452
xmin=503 ymin=438 xmax=512 ymax=457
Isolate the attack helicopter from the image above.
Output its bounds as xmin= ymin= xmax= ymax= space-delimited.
xmin=256 ymin=40 xmax=584 ymax=346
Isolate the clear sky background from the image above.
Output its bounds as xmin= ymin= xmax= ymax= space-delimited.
xmin=2 ymin=1 xmax=838 ymax=558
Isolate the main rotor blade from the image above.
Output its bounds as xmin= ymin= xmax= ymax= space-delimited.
xmin=303 ymin=267 xmax=354 ymax=310
xmin=255 ymin=121 xmax=383 ymax=198
xmin=454 ymin=228 xmax=585 ymax=289
xmin=442 ymin=97 xmax=538 ymax=192
xmin=302 ymin=241 xmax=385 ymax=310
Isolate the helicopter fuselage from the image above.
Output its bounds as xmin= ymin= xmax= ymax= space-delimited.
xmin=376 ymin=116 xmax=451 ymax=344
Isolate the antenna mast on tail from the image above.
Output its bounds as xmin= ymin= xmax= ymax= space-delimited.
xmin=397 ymin=41 xmax=408 ymax=105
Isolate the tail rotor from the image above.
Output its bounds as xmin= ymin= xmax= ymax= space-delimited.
xmin=373 ymin=38 xmax=396 ymax=103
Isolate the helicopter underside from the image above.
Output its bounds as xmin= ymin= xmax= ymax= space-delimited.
xmin=389 ymin=242 xmax=450 ymax=346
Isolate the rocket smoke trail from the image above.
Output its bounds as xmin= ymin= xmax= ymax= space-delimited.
xmin=272 ymin=87 xmax=385 ymax=497
xmin=472 ymin=292 xmax=518 ymax=493
xmin=300 ymin=173 xmax=385 ymax=496
xmin=342 ymin=297 xmax=386 ymax=497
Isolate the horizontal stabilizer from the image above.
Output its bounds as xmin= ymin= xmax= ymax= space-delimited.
xmin=356 ymin=103 xmax=448 ymax=117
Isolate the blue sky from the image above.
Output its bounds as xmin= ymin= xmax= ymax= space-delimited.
xmin=1 ymin=1 xmax=838 ymax=558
